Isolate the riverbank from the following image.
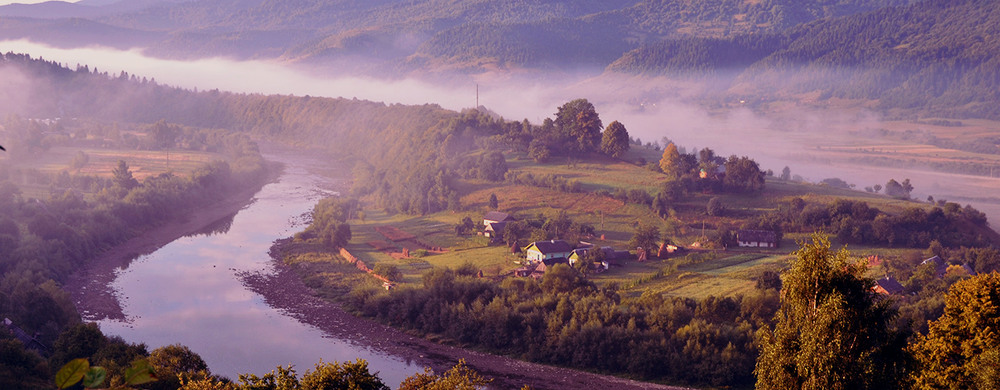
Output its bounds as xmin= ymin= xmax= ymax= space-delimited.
xmin=65 ymin=163 xmax=282 ymax=322
xmin=243 ymin=251 xmax=688 ymax=390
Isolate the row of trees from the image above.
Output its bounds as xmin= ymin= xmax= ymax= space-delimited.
xmin=345 ymin=263 xmax=774 ymax=387
xmin=0 ymin=130 xmax=270 ymax=385
xmin=747 ymin=197 xmax=994 ymax=249
xmin=659 ymin=144 xmax=766 ymax=193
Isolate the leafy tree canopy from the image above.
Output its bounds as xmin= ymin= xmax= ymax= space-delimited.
xmin=755 ymin=233 xmax=906 ymax=390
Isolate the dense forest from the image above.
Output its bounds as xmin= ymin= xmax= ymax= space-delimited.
xmin=610 ymin=0 xmax=1000 ymax=118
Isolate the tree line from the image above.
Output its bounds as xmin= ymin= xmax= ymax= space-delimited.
xmin=0 ymin=128 xmax=270 ymax=386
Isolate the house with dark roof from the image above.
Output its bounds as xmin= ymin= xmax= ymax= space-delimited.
xmin=920 ymin=255 xmax=978 ymax=278
xmin=922 ymin=256 xmax=949 ymax=277
xmin=514 ymin=263 xmax=538 ymax=277
xmin=568 ymin=247 xmax=617 ymax=272
xmin=525 ymin=240 xmax=574 ymax=263
xmin=737 ymin=230 xmax=778 ymax=248
xmin=484 ymin=221 xmax=507 ymax=239
xmin=4 ymin=318 xmax=48 ymax=355
xmin=483 ymin=211 xmax=514 ymax=226
xmin=873 ymin=276 xmax=905 ymax=295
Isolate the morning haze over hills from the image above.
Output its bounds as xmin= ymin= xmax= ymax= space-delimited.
xmin=2 ymin=0 xmax=996 ymax=117
xmin=2 ymin=0 xmax=1000 ymax=389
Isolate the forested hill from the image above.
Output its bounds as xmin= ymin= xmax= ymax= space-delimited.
xmin=0 ymin=0 xmax=909 ymax=69
xmin=0 ymin=53 xmax=481 ymax=214
xmin=608 ymin=0 xmax=1000 ymax=118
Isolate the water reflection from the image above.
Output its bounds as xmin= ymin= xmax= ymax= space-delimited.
xmin=91 ymin=152 xmax=420 ymax=386
xmin=189 ymin=211 xmax=240 ymax=237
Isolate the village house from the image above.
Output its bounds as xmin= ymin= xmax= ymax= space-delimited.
xmin=568 ymin=247 xmax=614 ymax=272
xmin=484 ymin=221 xmax=507 ymax=239
xmin=873 ymin=275 xmax=905 ymax=295
xmin=736 ymin=229 xmax=778 ymax=248
xmin=922 ymin=255 xmax=948 ymax=277
xmin=4 ymin=318 xmax=47 ymax=355
xmin=921 ymin=255 xmax=977 ymax=278
xmin=525 ymin=239 xmax=574 ymax=263
xmin=483 ymin=211 xmax=515 ymax=240
xmin=483 ymin=211 xmax=514 ymax=227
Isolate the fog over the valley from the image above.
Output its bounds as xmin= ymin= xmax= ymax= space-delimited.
xmin=5 ymin=39 xmax=1000 ymax=222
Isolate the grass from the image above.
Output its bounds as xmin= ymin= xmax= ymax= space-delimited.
xmin=17 ymin=146 xmax=220 ymax=179
xmin=302 ymin=139 xmax=986 ymax=301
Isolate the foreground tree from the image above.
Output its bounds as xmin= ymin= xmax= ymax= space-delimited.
xmin=398 ymin=359 xmax=491 ymax=390
xmin=910 ymin=273 xmax=1000 ymax=388
xmin=236 ymin=359 xmax=388 ymax=390
xmin=600 ymin=121 xmax=630 ymax=158
xmin=755 ymin=233 xmax=907 ymax=390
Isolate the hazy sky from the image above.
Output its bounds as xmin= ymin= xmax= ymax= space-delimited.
xmin=0 ymin=0 xmax=77 ymax=5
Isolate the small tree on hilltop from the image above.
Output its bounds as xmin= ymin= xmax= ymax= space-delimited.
xmin=554 ymin=98 xmax=603 ymax=153
xmin=659 ymin=143 xmax=682 ymax=179
xmin=628 ymin=223 xmax=660 ymax=255
xmin=111 ymin=160 xmax=138 ymax=190
xmin=600 ymin=120 xmax=630 ymax=158
xmin=707 ymin=197 xmax=725 ymax=216
xmin=488 ymin=193 xmax=499 ymax=210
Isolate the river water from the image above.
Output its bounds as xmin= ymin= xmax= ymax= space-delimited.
xmin=86 ymin=152 xmax=422 ymax=385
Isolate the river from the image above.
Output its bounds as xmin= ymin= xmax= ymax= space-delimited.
xmin=71 ymin=151 xmax=423 ymax=385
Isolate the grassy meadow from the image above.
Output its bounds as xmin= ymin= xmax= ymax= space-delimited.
xmin=302 ymin=147 xmax=936 ymax=302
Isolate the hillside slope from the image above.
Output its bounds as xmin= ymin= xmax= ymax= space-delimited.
xmin=0 ymin=0 xmax=906 ymax=68
xmin=608 ymin=0 xmax=1000 ymax=118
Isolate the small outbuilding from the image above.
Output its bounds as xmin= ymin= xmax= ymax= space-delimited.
xmin=737 ymin=230 xmax=778 ymax=248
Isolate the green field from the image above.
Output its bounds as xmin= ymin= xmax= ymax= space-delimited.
xmin=18 ymin=146 xmax=221 ymax=179
xmin=298 ymin=147 xmax=956 ymax=301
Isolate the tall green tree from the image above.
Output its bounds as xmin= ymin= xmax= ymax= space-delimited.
xmin=755 ymin=233 xmax=906 ymax=390
xmin=554 ymin=99 xmax=602 ymax=153
xmin=910 ymin=273 xmax=1000 ymax=389
xmin=659 ymin=143 xmax=682 ymax=178
xmin=111 ymin=160 xmax=138 ymax=191
xmin=628 ymin=223 xmax=660 ymax=254
xmin=488 ymin=193 xmax=499 ymax=210
xmin=600 ymin=120 xmax=630 ymax=158
xmin=723 ymin=155 xmax=765 ymax=193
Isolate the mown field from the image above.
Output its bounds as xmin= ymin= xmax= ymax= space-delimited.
xmin=6 ymin=144 xmax=224 ymax=199
xmin=18 ymin=146 xmax=219 ymax=179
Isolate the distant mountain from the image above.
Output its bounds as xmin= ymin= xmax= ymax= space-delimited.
xmin=0 ymin=1 xmax=102 ymax=19
xmin=0 ymin=0 xmax=995 ymax=118
xmin=0 ymin=0 xmax=184 ymax=19
xmin=0 ymin=17 xmax=161 ymax=49
xmin=607 ymin=0 xmax=1000 ymax=118
xmin=0 ymin=0 xmax=913 ymax=70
